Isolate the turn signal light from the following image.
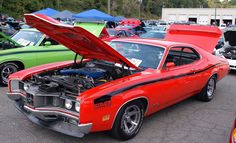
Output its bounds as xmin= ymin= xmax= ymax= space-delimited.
xmin=233 ymin=128 xmax=236 ymax=143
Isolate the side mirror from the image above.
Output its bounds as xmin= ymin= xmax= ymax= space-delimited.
xmin=166 ymin=62 xmax=175 ymax=69
xmin=44 ymin=41 xmax=51 ymax=47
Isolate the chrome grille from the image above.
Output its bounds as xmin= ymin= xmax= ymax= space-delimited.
xmin=26 ymin=93 xmax=34 ymax=106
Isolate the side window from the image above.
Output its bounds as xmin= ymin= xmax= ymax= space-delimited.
xmin=164 ymin=47 xmax=182 ymax=67
xmin=181 ymin=47 xmax=200 ymax=65
xmin=164 ymin=47 xmax=200 ymax=68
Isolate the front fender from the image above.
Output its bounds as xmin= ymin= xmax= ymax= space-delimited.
xmin=80 ymin=89 xmax=149 ymax=132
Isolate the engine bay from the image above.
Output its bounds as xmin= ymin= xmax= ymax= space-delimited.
xmin=24 ymin=60 xmax=136 ymax=96
xmin=220 ymin=28 xmax=236 ymax=59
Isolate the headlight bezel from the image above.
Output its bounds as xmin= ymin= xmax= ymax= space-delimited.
xmin=64 ymin=98 xmax=81 ymax=113
xmin=65 ymin=99 xmax=73 ymax=109
xmin=23 ymin=83 xmax=30 ymax=91
xmin=75 ymin=101 xmax=80 ymax=112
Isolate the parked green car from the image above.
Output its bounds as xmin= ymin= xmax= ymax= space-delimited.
xmin=0 ymin=28 xmax=75 ymax=85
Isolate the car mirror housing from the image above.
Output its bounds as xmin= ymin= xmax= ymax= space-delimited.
xmin=44 ymin=41 xmax=51 ymax=47
xmin=166 ymin=62 xmax=175 ymax=69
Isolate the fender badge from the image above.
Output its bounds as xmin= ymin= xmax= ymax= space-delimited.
xmin=102 ymin=115 xmax=110 ymax=121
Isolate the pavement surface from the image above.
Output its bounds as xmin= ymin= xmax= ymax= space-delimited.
xmin=0 ymin=71 xmax=236 ymax=143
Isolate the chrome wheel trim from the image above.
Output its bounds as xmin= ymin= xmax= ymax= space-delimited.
xmin=1 ymin=64 xmax=17 ymax=84
xmin=121 ymin=105 xmax=141 ymax=135
xmin=207 ymin=78 xmax=215 ymax=98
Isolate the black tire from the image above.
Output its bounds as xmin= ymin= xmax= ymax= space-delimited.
xmin=0 ymin=62 xmax=19 ymax=86
xmin=197 ymin=75 xmax=217 ymax=102
xmin=110 ymin=100 xmax=144 ymax=141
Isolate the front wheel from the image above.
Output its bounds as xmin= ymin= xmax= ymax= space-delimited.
xmin=111 ymin=100 xmax=144 ymax=141
xmin=0 ymin=62 xmax=19 ymax=86
xmin=197 ymin=75 xmax=216 ymax=102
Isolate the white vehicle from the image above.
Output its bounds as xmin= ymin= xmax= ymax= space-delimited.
xmin=219 ymin=24 xmax=226 ymax=30
xmin=215 ymin=27 xmax=236 ymax=70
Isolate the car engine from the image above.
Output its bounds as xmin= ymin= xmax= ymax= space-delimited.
xmin=221 ymin=46 xmax=236 ymax=60
xmin=219 ymin=27 xmax=236 ymax=60
xmin=23 ymin=60 xmax=133 ymax=97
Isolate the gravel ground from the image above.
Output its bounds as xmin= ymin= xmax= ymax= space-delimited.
xmin=0 ymin=71 xmax=236 ymax=143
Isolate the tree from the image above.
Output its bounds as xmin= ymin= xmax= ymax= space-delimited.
xmin=1 ymin=0 xmax=235 ymax=19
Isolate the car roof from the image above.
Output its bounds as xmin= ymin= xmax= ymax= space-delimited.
xmin=115 ymin=27 xmax=131 ymax=31
xmin=20 ymin=28 xmax=39 ymax=32
xmin=111 ymin=38 xmax=196 ymax=50
xmin=145 ymin=30 xmax=166 ymax=33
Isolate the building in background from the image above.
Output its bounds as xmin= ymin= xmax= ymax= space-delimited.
xmin=162 ymin=8 xmax=236 ymax=26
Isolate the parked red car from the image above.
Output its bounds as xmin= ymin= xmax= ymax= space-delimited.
xmin=7 ymin=14 xmax=229 ymax=140
xmin=102 ymin=28 xmax=138 ymax=42
xmin=230 ymin=118 xmax=236 ymax=143
xmin=117 ymin=18 xmax=146 ymax=36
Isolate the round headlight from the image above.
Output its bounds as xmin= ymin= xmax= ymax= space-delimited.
xmin=75 ymin=101 xmax=80 ymax=112
xmin=23 ymin=84 xmax=29 ymax=91
xmin=65 ymin=99 xmax=72 ymax=109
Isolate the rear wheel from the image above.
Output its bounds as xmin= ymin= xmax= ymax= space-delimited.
xmin=197 ymin=75 xmax=216 ymax=102
xmin=111 ymin=100 xmax=144 ymax=141
xmin=0 ymin=62 xmax=19 ymax=86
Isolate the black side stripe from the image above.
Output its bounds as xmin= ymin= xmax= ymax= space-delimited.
xmin=107 ymin=63 xmax=221 ymax=97
xmin=0 ymin=49 xmax=70 ymax=57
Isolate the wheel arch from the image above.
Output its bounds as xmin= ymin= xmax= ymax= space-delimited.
xmin=0 ymin=60 xmax=25 ymax=70
xmin=212 ymin=73 xmax=218 ymax=79
xmin=111 ymin=96 xmax=149 ymax=129
xmin=211 ymin=72 xmax=218 ymax=81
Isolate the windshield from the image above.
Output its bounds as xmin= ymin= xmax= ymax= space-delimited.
xmin=110 ymin=41 xmax=165 ymax=69
xmin=12 ymin=30 xmax=43 ymax=46
xmin=140 ymin=31 xmax=166 ymax=39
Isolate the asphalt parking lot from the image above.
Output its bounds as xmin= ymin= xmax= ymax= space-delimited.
xmin=0 ymin=71 xmax=235 ymax=143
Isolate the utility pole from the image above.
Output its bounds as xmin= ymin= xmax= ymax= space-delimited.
xmin=214 ymin=7 xmax=217 ymax=26
xmin=0 ymin=0 xmax=3 ymax=13
xmin=138 ymin=0 xmax=142 ymax=19
xmin=108 ymin=0 xmax=111 ymax=15
xmin=57 ymin=0 xmax=59 ymax=10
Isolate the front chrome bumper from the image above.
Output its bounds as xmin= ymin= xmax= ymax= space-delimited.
xmin=23 ymin=105 xmax=80 ymax=120
xmin=7 ymin=92 xmax=23 ymax=100
xmin=8 ymin=92 xmax=92 ymax=138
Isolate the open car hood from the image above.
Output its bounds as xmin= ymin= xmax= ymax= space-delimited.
xmin=24 ymin=14 xmax=138 ymax=69
xmin=165 ymin=25 xmax=222 ymax=53
xmin=223 ymin=27 xmax=236 ymax=46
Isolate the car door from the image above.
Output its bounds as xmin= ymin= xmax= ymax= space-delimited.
xmin=35 ymin=38 xmax=75 ymax=66
xmin=148 ymin=46 xmax=202 ymax=112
